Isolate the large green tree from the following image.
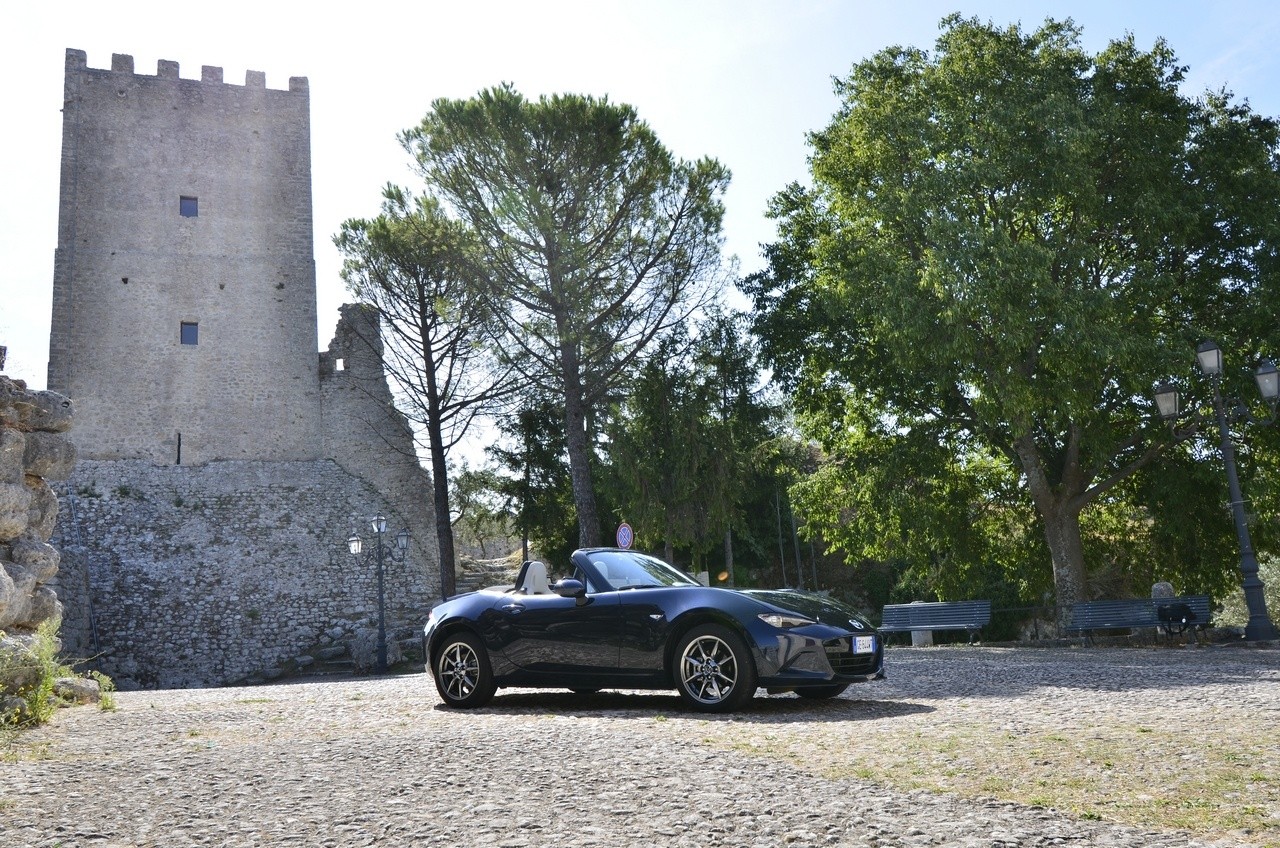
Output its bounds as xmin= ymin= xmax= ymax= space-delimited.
xmin=694 ymin=310 xmax=777 ymax=584
xmin=748 ymin=16 xmax=1280 ymax=621
xmin=606 ymin=311 xmax=780 ymax=578
xmin=486 ymin=396 xmax=578 ymax=566
xmin=401 ymin=85 xmax=730 ymax=547
xmin=608 ymin=330 xmax=730 ymax=566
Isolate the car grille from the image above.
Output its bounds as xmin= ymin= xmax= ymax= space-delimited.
xmin=824 ymin=638 xmax=881 ymax=676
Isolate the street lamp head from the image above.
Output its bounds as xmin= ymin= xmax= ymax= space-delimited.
xmin=396 ymin=528 xmax=410 ymax=551
xmin=1153 ymin=381 xmax=1180 ymax=421
xmin=1196 ymin=341 xmax=1223 ymax=377
xmin=1256 ymin=360 xmax=1279 ymax=403
xmin=347 ymin=534 xmax=362 ymax=556
xmin=372 ymin=514 xmax=388 ymax=535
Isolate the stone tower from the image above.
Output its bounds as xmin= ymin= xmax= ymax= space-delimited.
xmin=49 ymin=50 xmax=321 ymax=465
xmin=45 ymin=51 xmax=441 ymax=688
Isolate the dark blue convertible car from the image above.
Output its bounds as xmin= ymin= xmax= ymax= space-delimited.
xmin=424 ymin=548 xmax=884 ymax=712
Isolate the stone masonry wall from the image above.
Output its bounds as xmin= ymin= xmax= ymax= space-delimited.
xmin=45 ymin=303 xmax=445 ymax=689
xmin=54 ymin=459 xmax=438 ymax=689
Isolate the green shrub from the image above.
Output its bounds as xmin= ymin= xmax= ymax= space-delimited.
xmin=0 ymin=620 xmax=89 ymax=727
xmin=1215 ymin=556 xmax=1280 ymax=629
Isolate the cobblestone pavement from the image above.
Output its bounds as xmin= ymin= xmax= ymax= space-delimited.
xmin=2 ymin=644 xmax=1276 ymax=847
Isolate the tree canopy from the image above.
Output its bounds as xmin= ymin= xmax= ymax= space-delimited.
xmin=747 ymin=15 xmax=1280 ymax=619
xmin=606 ymin=317 xmax=753 ymax=569
xmin=401 ymin=85 xmax=730 ymax=547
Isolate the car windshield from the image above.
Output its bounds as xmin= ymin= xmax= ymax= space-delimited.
xmin=588 ymin=551 xmax=700 ymax=590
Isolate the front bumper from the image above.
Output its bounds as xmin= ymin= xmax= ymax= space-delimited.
xmin=753 ymin=628 xmax=884 ymax=686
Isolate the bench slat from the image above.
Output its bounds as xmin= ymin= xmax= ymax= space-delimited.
xmin=1067 ymin=595 xmax=1212 ymax=634
xmin=880 ymin=600 xmax=991 ymax=633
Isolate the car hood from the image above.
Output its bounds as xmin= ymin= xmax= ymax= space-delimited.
xmin=738 ymin=589 xmax=875 ymax=631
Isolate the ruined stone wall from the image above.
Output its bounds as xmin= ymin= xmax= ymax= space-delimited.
xmin=54 ymin=458 xmax=438 ymax=689
xmin=0 ymin=374 xmax=76 ymax=635
xmin=48 ymin=50 xmax=321 ymax=465
xmin=320 ymin=304 xmax=438 ymax=571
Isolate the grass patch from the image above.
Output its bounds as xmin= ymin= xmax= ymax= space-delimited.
xmin=89 ymin=670 xmax=117 ymax=712
xmin=701 ymin=705 xmax=1279 ymax=846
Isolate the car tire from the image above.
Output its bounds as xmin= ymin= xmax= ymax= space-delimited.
xmin=673 ymin=623 xmax=758 ymax=713
xmin=795 ymin=683 xmax=850 ymax=699
xmin=432 ymin=631 xmax=496 ymax=709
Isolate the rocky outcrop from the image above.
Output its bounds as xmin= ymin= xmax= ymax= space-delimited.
xmin=0 ymin=374 xmax=75 ymax=633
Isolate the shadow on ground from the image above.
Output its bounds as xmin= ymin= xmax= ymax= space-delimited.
xmin=432 ymin=688 xmax=934 ymax=724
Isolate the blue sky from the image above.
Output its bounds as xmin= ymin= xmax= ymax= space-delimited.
xmin=5 ymin=0 xmax=1280 ymax=390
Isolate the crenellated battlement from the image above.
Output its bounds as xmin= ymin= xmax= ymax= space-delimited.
xmin=64 ymin=48 xmax=308 ymax=93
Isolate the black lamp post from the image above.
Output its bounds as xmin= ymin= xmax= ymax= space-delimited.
xmin=347 ymin=514 xmax=411 ymax=673
xmin=1155 ymin=341 xmax=1279 ymax=641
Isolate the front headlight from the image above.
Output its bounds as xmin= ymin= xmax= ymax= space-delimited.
xmin=758 ymin=612 xmax=815 ymax=629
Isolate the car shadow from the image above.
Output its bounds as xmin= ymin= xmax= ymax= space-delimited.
xmin=434 ymin=689 xmax=934 ymax=723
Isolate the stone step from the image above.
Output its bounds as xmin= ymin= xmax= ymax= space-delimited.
xmin=455 ymin=560 xmax=520 ymax=595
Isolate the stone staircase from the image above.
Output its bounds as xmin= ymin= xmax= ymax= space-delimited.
xmin=304 ymin=644 xmax=357 ymax=677
xmin=453 ymin=557 xmax=521 ymax=595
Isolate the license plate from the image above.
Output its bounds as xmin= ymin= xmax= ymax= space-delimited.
xmin=852 ymin=635 xmax=875 ymax=654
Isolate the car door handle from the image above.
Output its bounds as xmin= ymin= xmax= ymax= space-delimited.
xmin=499 ymin=603 xmax=525 ymax=613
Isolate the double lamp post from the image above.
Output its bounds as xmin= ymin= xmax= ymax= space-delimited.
xmin=1154 ymin=341 xmax=1279 ymax=641
xmin=348 ymin=515 xmax=410 ymax=673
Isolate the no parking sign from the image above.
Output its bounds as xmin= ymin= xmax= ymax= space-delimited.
xmin=616 ymin=522 xmax=634 ymax=549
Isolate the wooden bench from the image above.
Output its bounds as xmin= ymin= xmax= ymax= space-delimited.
xmin=1066 ymin=595 xmax=1212 ymax=642
xmin=880 ymin=600 xmax=992 ymax=643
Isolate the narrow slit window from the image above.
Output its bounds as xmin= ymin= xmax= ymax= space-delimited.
xmin=180 ymin=196 xmax=198 ymax=217
xmin=180 ymin=322 xmax=199 ymax=345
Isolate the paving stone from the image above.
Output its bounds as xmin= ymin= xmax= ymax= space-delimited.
xmin=0 ymin=645 xmax=1275 ymax=847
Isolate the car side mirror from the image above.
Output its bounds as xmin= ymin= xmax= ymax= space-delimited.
xmin=552 ymin=578 xmax=587 ymax=601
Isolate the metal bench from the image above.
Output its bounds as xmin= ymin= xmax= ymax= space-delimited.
xmin=879 ymin=600 xmax=992 ymax=643
xmin=1066 ymin=595 xmax=1212 ymax=642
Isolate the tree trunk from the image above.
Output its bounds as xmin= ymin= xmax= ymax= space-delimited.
xmin=417 ymin=308 xmax=457 ymax=600
xmin=1014 ymin=435 xmax=1088 ymax=631
xmin=724 ymin=529 xmax=734 ymax=587
xmin=428 ymin=423 xmax=456 ymax=599
xmin=1041 ymin=504 xmax=1087 ymax=631
xmin=775 ymin=488 xmax=788 ymax=587
xmin=559 ymin=342 xmax=601 ymax=547
xmin=789 ymin=501 xmax=805 ymax=590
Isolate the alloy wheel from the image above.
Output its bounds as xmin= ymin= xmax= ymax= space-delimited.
xmin=679 ymin=634 xmax=739 ymax=705
xmin=438 ymin=640 xmax=481 ymax=701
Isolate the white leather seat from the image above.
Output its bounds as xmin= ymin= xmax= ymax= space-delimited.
xmin=521 ymin=561 xmax=551 ymax=594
